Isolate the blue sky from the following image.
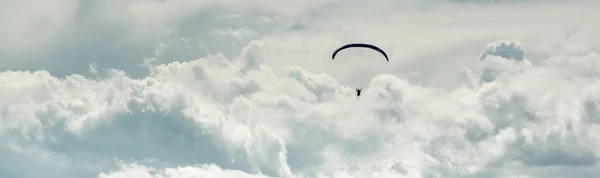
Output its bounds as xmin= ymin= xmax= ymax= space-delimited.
xmin=2 ymin=0 xmax=600 ymax=177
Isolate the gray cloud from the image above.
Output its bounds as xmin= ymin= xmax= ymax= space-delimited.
xmin=480 ymin=40 xmax=527 ymax=61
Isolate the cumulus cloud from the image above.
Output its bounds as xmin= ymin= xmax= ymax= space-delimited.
xmin=477 ymin=40 xmax=531 ymax=83
xmin=3 ymin=0 xmax=600 ymax=178
xmin=3 ymin=39 xmax=600 ymax=178
xmin=479 ymin=40 xmax=527 ymax=61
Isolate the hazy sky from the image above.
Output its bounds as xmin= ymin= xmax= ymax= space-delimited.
xmin=2 ymin=0 xmax=600 ymax=177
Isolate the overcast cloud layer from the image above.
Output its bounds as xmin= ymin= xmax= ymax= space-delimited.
xmin=2 ymin=0 xmax=600 ymax=178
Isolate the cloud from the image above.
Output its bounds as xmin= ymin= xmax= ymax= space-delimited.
xmin=480 ymin=40 xmax=527 ymax=61
xmin=0 ymin=0 xmax=335 ymax=77
xmin=99 ymin=163 xmax=272 ymax=178
xmin=3 ymin=39 xmax=600 ymax=178
xmin=2 ymin=0 xmax=600 ymax=178
xmin=477 ymin=40 xmax=530 ymax=83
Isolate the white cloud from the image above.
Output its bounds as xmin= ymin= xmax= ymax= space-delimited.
xmin=2 ymin=0 xmax=600 ymax=178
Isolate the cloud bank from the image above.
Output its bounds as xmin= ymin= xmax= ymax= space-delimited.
xmin=2 ymin=0 xmax=600 ymax=178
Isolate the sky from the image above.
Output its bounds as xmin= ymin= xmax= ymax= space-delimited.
xmin=2 ymin=0 xmax=600 ymax=177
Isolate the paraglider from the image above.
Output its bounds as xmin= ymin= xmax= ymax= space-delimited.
xmin=331 ymin=43 xmax=389 ymax=97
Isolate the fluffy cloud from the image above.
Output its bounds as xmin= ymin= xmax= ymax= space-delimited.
xmin=478 ymin=40 xmax=531 ymax=83
xmin=3 ymin=39 xmax=600 ymax=178
xmin=479 ymin=40 xmax=527 ymax=61
xmin=2 ymin=0 xmax=600 ymax=178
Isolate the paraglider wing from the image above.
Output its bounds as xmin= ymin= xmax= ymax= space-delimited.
xmin=331 ymin=43 xmax=389 ymax=62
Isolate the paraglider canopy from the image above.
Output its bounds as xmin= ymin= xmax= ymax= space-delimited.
xmin=331 ymin=43 xmax=389 ymax=62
